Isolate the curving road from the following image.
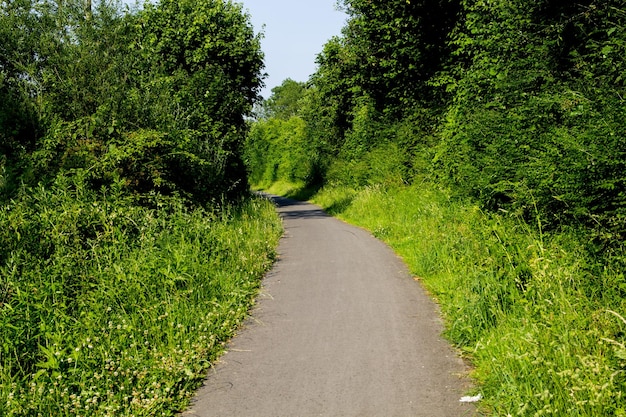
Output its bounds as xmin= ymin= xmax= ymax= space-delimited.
xmin=183 ymin=195 xmax=476 ymax=417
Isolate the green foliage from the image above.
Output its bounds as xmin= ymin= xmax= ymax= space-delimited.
xmin=0 ymin=0 xmax=51 ymax=157
xmin=324 ymin=99 xmax=410 ymax=188
xmin=0 ymin=180 xmax=282 ymax=416
xmin=1 ymin=0 xmax=265 ymax=202
xmin=132 ymin=0 xmax=264 ymax=200
xmin=437 ymin=0 xmax=626 ymax=240
xmin=245 ymin=78 xmax=331 ymax=189
xmin=138 ymin=0 xmax=263 ymax=128
xmin=299 ymin=0 xmax=626 ymax=246
xmin=339 ymin=0 xmax=461 ymax=113
xmin=245 ymin=116 xmax=317 ymax=187
xmin=40 ymin=1 xmax=136 ymax=123
xmin=259 ymin=78 xmax=307 ymax=120
xmin=141 ymin=0 xmax=263 ymax=92
xmin=305 ymin=36 xmax=362 ymax=150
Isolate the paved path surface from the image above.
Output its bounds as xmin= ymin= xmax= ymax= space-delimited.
xmin=183 ymin=196 xmax=475 ymax=417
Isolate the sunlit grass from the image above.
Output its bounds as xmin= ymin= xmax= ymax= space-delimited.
xmin=0 ymin=177 xmax=282 ymax=416
xmin=251 ymin=179 xmax=319 ymax=201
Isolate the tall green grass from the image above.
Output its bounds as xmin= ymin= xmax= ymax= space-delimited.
xmin=311 ymin=183 xmax=626 ymax=416
xmin=0 ymin=174 xmax=282 ymax=416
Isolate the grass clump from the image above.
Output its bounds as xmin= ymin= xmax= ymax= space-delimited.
xmin=253 ymin=180 xmax=320 ymax=202
xmin=0 ymin=174 xmax=282 ymax=416
xmin=310 ymin=183 xmax=626 ymax=416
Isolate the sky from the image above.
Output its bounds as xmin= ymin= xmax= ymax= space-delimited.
xmin=236 ymin=0 xmax=347 ymax=99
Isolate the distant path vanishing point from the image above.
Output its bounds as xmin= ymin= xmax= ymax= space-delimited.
xmin=183 ymin=195 xmax=476 ymax=417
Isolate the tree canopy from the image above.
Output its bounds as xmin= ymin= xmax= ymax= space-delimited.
xmin=0 ymin=0 xmax=265 ymax=203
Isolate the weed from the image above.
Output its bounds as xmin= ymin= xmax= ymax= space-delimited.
xmin=0 ymin=178 xmax=282 ymax=416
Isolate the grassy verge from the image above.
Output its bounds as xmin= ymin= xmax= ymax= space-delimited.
xmin=253 ymin=179 xmax=319 ymax=202
xmin=0 ymin=176 xmax=282 ymax=416
xmin=271 ymin=180 xmax=626 ymax=416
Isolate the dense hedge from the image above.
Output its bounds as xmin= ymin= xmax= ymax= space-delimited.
xmin=1 ymin=0 xmax=263 ymax=203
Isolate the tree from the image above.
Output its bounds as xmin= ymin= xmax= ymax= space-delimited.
xmin=137 ymin=0 xmax=265 ymax=200
xmin=0 ymin=0 xmax=53 ymax=158
xmin=306 ymin=36 xmax=362 ymax=150
xmin=1 ymin=0 xmax=265 ymax=204
xmin=261 ymin=79 xmax=307 ymax=120
xmin=339 ymin=0 xmax=461 ymax=114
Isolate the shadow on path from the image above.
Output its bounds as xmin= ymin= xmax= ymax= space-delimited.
xmin=260 ymin=193 xmax=329 ymax=220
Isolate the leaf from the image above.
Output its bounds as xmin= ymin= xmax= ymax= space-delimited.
xmin=615 ymin=348 xmax=626 ymax=361
xmin=36 ymin=344 xmax=60 ymax=370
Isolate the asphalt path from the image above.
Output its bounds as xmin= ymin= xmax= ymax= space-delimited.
xmin=183 ymin=195 xmax=475 ymax=417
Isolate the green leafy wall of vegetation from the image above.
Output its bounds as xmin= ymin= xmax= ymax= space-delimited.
xmin=2 ymin=0 xmax=264 ymax=202
xmin=1 ymin=0 xmax=282 ymax=415
xmin=245 ymin=0 xmax=626 ymax=414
